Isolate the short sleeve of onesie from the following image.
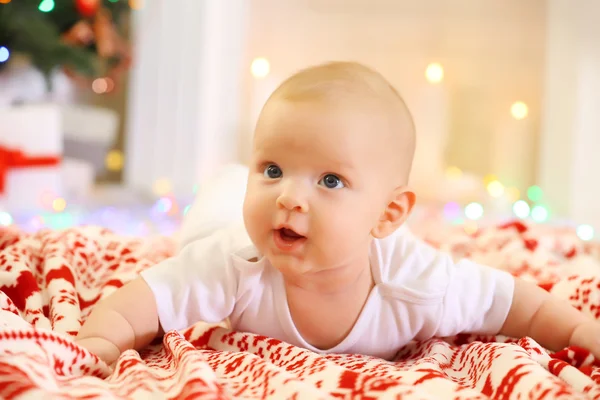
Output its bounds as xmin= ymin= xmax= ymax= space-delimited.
xmin=140 ymin=224 xmax=250 ymax=332
xmin=437 ymin=257 xmax=515 ymax=336
xmin=379 ymin=227 xmax=515 ymax=341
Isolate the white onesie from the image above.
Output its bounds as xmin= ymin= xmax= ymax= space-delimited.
xmin=141 ymin=223 xmax=514 ymax=360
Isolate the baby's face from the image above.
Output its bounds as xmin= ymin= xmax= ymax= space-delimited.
xmin=243 ymin=101 xmax=397 ymax=277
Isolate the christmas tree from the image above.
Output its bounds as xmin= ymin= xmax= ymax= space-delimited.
xmin=0 ymin=0 xmax=131 ymax=85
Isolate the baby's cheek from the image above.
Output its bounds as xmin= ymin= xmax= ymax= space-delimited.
xmin=243 ymin=196 xmax=263 ymax=229
xmin=318 ymin=212 xmax=355 ymax=244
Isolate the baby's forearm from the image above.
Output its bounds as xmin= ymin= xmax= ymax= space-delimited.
xmin=76 ymin=306 xmax=136 ymax=360
xmin=75 ymin=277 xmax=161 ymax=364
xmin=76 ymin=336 xmax=121 ymax=365
xmin=501 ymin=279 xmax=588 ymax=351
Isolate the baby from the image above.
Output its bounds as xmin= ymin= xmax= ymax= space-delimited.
xmin=76 ymin=61 xmax=600 ymax=365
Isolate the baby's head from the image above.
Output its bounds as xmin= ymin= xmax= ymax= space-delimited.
xmin=243 ymin=61 xmax=416 ymax=276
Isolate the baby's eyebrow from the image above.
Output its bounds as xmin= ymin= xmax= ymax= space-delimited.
xmin=322 ymin=159 xmax=356 ymax=176
xmin=335 ymin=161 xmax=356 ymax=172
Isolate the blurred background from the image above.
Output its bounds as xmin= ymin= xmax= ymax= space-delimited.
xmin=0 ymin=0 xmax=598 ymax=241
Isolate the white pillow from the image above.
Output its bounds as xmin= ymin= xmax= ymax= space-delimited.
xmin=175 ymin=164 xmax=249 ymax=251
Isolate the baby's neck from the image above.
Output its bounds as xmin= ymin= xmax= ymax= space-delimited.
xmin=283 ymin=259 xmax=374 ymax=297
xmin=283 ymin=259 xmax=375 ymax=349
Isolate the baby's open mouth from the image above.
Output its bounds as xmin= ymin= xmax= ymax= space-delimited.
xmin=278 ymin=228 xmax=305 ymax=242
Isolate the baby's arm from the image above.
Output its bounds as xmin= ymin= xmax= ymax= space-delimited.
xmin=500 ymin=278 xmax=600 ymax=357
xmin=75 ymin=277 xmax=160 ymax=365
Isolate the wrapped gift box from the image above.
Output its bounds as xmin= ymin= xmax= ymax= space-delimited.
xmin=61 ymin=157 xmax=95 ymax=200
xmin=0 ymin=104 xmax=63 ymax=213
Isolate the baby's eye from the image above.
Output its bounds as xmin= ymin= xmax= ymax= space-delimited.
xmin=263 ymin=164 xmax=282 ymax=179
xmin=319 ymin=174 xmax=344 ymax=189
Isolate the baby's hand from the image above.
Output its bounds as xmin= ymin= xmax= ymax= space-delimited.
xmin=76 ymin=336 xmax=121 ymax=366
xmin=569 ymin=321 xmax=600 ymax=359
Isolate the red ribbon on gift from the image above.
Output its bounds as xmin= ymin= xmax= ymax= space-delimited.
xmin=0 ymin=145 xmax=62 ymax=194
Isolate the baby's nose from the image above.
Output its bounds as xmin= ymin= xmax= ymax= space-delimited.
xmin=276 ymin=184 xmax=308 ymax=213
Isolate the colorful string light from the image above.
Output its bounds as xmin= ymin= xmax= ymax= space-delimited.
xmin=513 ymin=200 xmax=531 ymax=219
xmin=52 ymin=198 xmax=67 ymax=212
xmin=38 ymin=0 xmax=55 ymax=12
xmin=105 ymin=149 xmax=124 ymax=171
xmin=527 ymin=185 xmax=543 ymax=202
xmin=487 ymin=180 xmax=505 ymax=198
xmin=511 ymin=101 xmax=529 ymax=120
xmin=577 ymin=225 xmax=594 ymax=241
xmin=465 ymin=202 xmax=484 ymax=220
xmin=531 ymin=205 xmax=549 ymax=223
xmin=0 ymin=212 xmax=13 ymax=226
xmin=425 ymin=63 xmax=444 ymax=84
xmin=251 ymin=58 xmax=270 ymax=78
xmin=0 ymin=46 xmax=9 ymax=63
xmin=445 ymin=166 xmax=462 ymax=180
xmin=443 ymin=202 xmax=462 ymax=220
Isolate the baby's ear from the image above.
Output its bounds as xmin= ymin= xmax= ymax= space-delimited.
xmin=371 ymin=186 xmax=416 ymax=239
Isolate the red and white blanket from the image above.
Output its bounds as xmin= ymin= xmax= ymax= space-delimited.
xmin=1 ymin=220 xmax=600 ymax=399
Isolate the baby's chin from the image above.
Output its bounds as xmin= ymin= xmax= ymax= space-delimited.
xmin=268 ymin=254 xmax=346 ymax=280
xmin=267 ymin=254 xmax=320 ymax=276
xmin=268 ymin=255 xmax=310 ymax=274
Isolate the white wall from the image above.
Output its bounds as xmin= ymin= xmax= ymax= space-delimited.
xmin=538 ymin=0 xmax=600 ymax=228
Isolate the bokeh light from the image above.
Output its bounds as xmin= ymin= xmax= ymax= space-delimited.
xmin=527 ymin=185 xmax=543 ymax=202
xmin=452 ymin=217 xmax=465 ymax=226
xmin=105 ymin=149 xmax=124 ymax=171
xmin=0 ymin=46 xmax=9 ymax=63
xmin=38 ymin=0 xmax=55 ymax=12
xmin=152 ymin=178 xmax=172 ymax=196
xmin=463 ymin=222 xmax=478 ymax=235
xmin=104 ymin=77 xmax=115 ymax=93
xmin=45 ymin=212 xmax=74 ymax=230
xmin=511 ymin=101 xmax=528 ymax=120
xmin=425 ymin=63 xmax=444 ymax=84
xmin=531 ymin=205 xmax=549 ymax=223
xmin=506 ymin=187 xmax=521 ymax=202
xmin=483 ymin=174 xmax=498 ymax=186
xmin=0 ymin=211 xmax=13 ymax=226
xmin=465 ymin=202 xmax=484 ymax=220
xmin=445 ymin=166 xmax=462 ymax=180
xmin=251 ymin=58 xmax=270 ymax=78
xmin=154 ymin=197 xmax=173 ymax=214
xmin=27 ymin=215 xmax=45 ymax=231
xmin=487 ymin=180 xmax=505 ymax=198
xmin=52 ymin=198 xmax=67 ymax=212
xmin=92 ymin=78 xmax=108 ymax=94
xmin=443 ymin=202 xmax=462 ymax=220
xmin=513 ymin=200 xmax=530 ymax=219
xmin=577 ymin=224 xmax=594 ymax=241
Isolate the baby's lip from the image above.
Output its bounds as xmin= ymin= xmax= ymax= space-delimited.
xmin=275 ymin=224 xmax=306 ymax=238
